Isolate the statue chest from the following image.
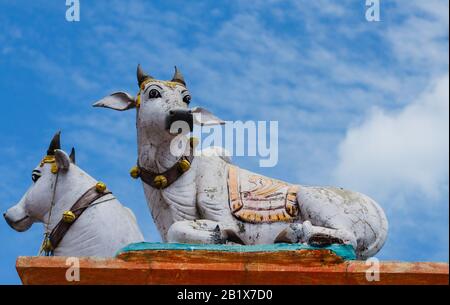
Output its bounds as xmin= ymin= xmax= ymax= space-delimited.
xmin=142 ymin=167 xmax=198 ymax=238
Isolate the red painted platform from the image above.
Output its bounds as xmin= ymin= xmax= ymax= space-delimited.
xmin=16 ymin=248 xmax=449 ymax=285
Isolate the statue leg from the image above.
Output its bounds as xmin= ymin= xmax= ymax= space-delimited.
xmin=274 ymin=221 xmax=357 ymax=249
xmin=292 ymin=186 xmax=388 ymax=258
xmin=167 ymin=220 xmax=243 ymax=245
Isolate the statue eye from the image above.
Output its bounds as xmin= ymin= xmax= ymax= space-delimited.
xmin=182 ymin=91 xmax=191 ymax=104
xmin=183 ymin=95 xmax=191 ymax=104
xmin=31 ymin=172 xmax=41 ymax=183
xmin=148 ymin=89 xmax=161 ymax=99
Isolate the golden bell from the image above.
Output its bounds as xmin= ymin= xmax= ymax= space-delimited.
xmin=178 ymin=159 xmax=191 ymax=173
xmin=153 ymin=175 xmax=168 ymax=189
xmin=189 ymin=137 xmax=199 ymax=148
xmin=50 ymin=163 xmax=59 ymax=174
xmin=130 ymin=166 xmax=140 ymax=179
xmin=95 ymin=181 xmax=107 ymax=193
xmin=62 ymin=210 xmax=76 ymax=223
xmin=42 ymin=239 xmax=53 ymax=252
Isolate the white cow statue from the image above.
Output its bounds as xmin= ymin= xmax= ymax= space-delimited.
xmin=94 ymin=65 xmax=388 ymax=259
xmin=3 ymin=132 xmax=144 ymax=257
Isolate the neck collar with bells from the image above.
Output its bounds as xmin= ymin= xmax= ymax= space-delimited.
xmin=129 ymin=137 xmax=198 ymax=189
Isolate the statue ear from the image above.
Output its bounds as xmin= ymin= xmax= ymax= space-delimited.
xmin=69 ymin=147 xmax=76 ymax=164
xmin=54 ymin=149 xmax=71 ymax=171
xmin=93 ymin=92 xmax=136 ymax=111
xmin=191 ymin=107 xmax=225 ymax=126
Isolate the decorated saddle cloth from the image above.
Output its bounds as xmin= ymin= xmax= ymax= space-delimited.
xmin=227 ymin=166 xmax=300 ymax=223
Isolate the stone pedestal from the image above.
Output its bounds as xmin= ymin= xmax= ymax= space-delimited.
xmin=16 ymin=243 xmax=449 ymax=285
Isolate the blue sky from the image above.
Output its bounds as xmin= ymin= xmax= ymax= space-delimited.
xmin=0 ymin=0 xmax=448 ymax=284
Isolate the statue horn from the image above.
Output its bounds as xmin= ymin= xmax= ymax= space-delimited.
xmin=137 ymin=64 xmax=153 ymax=87
xmin=69 ymin=147 xmax=76 ymax=164
xmin=47 ymin=131 xmax=61 ymax=156
xmin=171 ymin=66 xmax=186 ymax=86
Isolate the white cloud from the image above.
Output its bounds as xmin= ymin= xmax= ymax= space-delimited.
xmin=333 ymin=74 xmax=449 ymax=202
xmin=386 ymin=0 xmax=449 ymax=73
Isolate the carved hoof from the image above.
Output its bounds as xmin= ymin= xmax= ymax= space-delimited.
xmin=210 ymin=226 xmax=245 ymax=245
xmin=223 ymin=229 xmax=245 ymax=245
xmin=210 ymin=225 xmax=227 ymax=244
xmin=307 ymin=233 xmax=344 ymax=247
xmin=274 ymin=228 xmax=295 ymax=243
xmin=274 ymin=224 xmax=301 ymax=243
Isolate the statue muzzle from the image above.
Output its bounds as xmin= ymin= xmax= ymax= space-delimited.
xmin=166 ymin=109 xmax=193 ymax=134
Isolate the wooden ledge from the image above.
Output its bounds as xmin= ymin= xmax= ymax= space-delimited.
xmin=16 ymin=245 xmax=449 ymax=285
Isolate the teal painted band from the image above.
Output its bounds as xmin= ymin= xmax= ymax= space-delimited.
xmin=117 ymin=242 xmax=356 ymax=260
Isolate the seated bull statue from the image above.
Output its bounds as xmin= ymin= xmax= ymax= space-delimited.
xmin=93 ymin=65 xmax=388 ymax=259
xmin=3 ymin=132 xmax=144 ymax=256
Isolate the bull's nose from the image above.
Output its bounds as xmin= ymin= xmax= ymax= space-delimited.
xmin=166 ymin=109 xmax=194 ymax=132
xmin=3 ymin=212 xmax=6 ymax=218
